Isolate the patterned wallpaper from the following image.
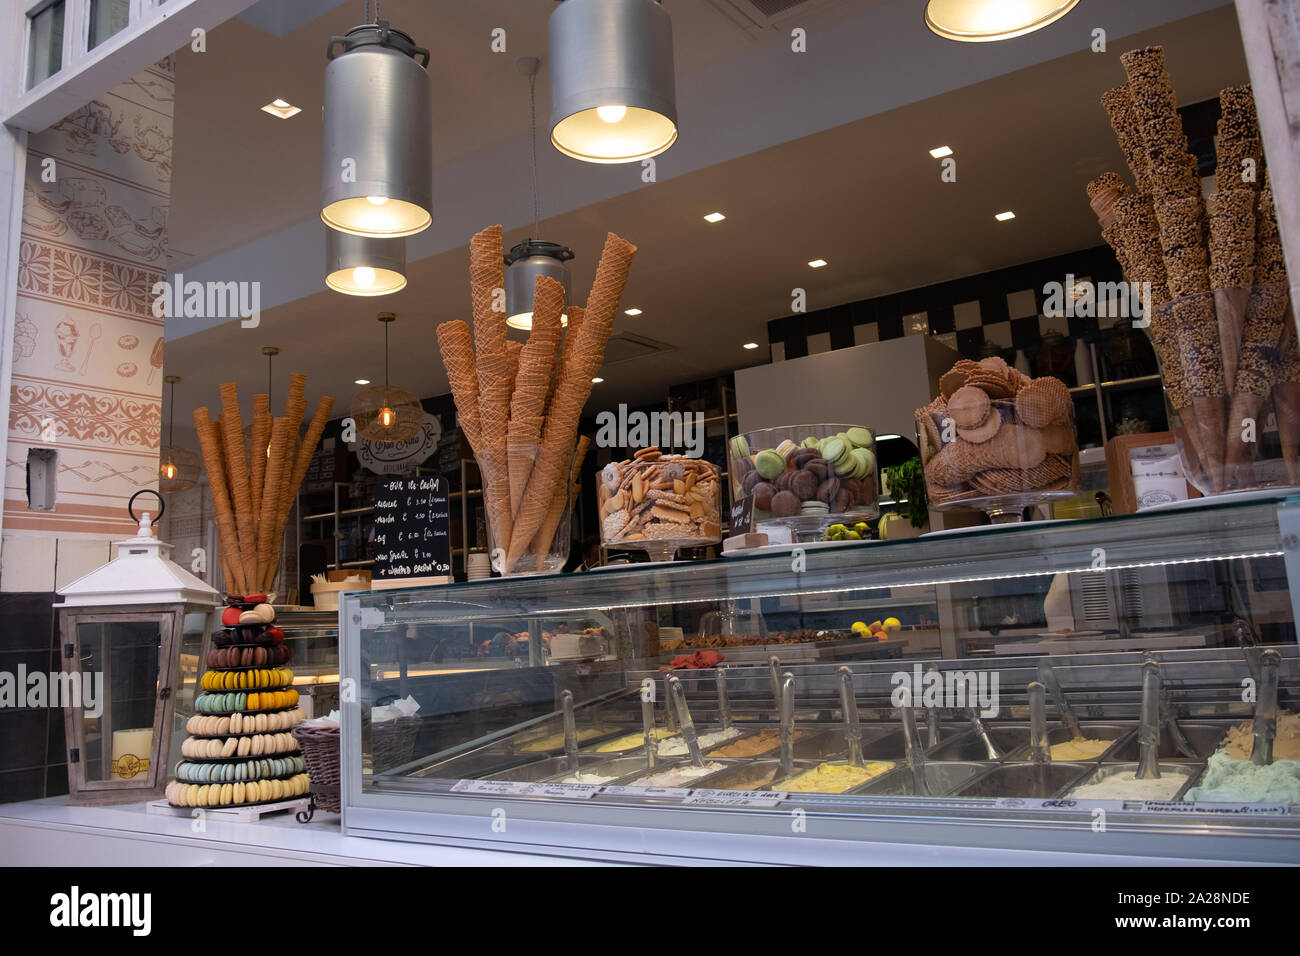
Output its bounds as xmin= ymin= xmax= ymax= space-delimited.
xmin=6 ymin=60 xmax=174 ymax=539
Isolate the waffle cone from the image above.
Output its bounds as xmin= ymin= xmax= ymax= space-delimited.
xmin=257 ymin=417 xmax=291 ymax=589
xmin=1214 ymin=288 xmax=1249 ymax=394
xmin=193 ymin=409 xmax=245 ymax=595
xmin=267 ymin=395 xmax=335 ymax=591
xmin=218 ymin=383 xmax=256 ymax=590
xmin=507 ymin=277 xmax=567 ymax=518
xmin=1273 ymin=382 xmax=1300 ymax=483
xmin=470 ymin=225 xmax=505 ymax=358
xmin=505 ymin=236 xmax=637 ymax=566
xmin=1189 ymin=396 xmax=1226 ymax=492
xmin=249 ymin=394 xmax=270 ymax=531
xmin=1225 ymin=391 xmax=1265 ymax=488
xmin=436 ymin=321 xmax=483 ymax=452
xmin=1100 ymin=87 xmax=1150 ymax=187
xmin=530 ymin=435 xmax=591 ymax=570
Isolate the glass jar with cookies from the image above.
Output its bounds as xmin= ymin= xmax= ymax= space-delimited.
xmin=598 ymin=447 xmax=723 ymax=562
xmin=916 ymin=357 xmax=1080 ymax=524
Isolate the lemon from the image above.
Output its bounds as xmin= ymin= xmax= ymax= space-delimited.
xmin=883 ymin=617 xmax=902 ymax=632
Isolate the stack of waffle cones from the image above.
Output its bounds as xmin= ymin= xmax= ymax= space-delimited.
xmin=436 ymin=226 xmax=636 ymax=574
xmin=192 ymin=377 xmax=334 ymax=596
xmin=1089 ymin=48 xmax=1294 ymax=492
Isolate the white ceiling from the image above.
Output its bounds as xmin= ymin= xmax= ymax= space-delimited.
xmin=162 ymin=1 xmax=1246 ymax=419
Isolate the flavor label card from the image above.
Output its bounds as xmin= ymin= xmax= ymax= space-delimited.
xmin=1130 ymin=443 xmax=1189 ymax=510
xmin=449 ymin=779 xmax=601 ymax=799
xmin=1141 ymin=801 xmax=1291 ymax=815
xmin=994 ymin=797 xmax=1126 ymax=811
xmin=685 ymin=789 xmax=787 ymax=808
xmin=600 ymin=785 xmax=691 ymax=801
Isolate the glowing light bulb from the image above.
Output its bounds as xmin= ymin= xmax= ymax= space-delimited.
xmin=379 ymin=407 xmax=396 ymax=428
xmin=352 ymin=266 xmax=376 ymax=288
xmin=163 ymin=462 xmax=177 ymax=480
xmin=366 ymin=195 xmax=389 ymax=205
xmin=596 ymin=104 xmax=627 ymax=124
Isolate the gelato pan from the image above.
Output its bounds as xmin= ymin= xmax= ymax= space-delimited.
xmin=591 ymin=728 xmax=675 ymax=753
xmin=555 ymin=771 xmax=618 ymax=785
xmin=1047 ymin=737 xmax=1113 ymax=761
xmin=1219 ymin=712 xmax=1300 ymax=762
xmin=658 ymin=728 xmax=743 ymax=756
xmin=707 ymin=729 xmax=805 ymax=757
xmin=630 ymin=761 xmax=726 ymax=788
xmin=1184 ymin=751 xmax=1300 ymax=804
xmin=776 ymin=761 xmax=895 ymax=794
xmin=518 ymin=728 xmax=607 ymax=753
xmin=1069 ymin=765 xmax=1193 ymax=801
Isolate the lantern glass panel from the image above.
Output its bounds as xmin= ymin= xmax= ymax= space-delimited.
xmin=76 ymin=621 xmax=162 ymax=783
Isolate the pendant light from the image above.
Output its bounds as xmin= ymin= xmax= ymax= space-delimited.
xmin=924 ymin=0 xmax=1080 ymax=42
xmin=159 ymin=376 xmax=200 ymax=494
xmin=325 ymin=227 xmax=407 ymax=296
xmin=549 ymin=0 xmax=678 ymax=164
xmin=320 ymin=2 xmax=433 ymax=237
xmin=506 ymin=56 xmax=574 ymax=330
xmin=243 ymin=346 xmax=281 ymax=458
xmin=351 ymin=312 xmax=422 ymax=442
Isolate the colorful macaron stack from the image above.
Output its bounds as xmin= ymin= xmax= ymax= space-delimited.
xmin=730 ymin=426 xmax=878 ymax=523
xmin=167 ymin=594 xmax=307 ymax=809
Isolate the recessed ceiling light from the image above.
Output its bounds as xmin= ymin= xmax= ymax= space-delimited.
xmin=929 ymin=145 xmax=953 ymax=158
xmin=624 ymin=308 xmax=642 ymax=316
xmin=703 ymin=211 xmax=726 ymax=223
xmin=591 ymin=376 xmax=604 ymax=384
xmin=261 ymin=98 xmax=301 ymax=119
xmin=743 ymin=342 xmax=759 ymax=350
xmin=808 ymin=259 xmax=828 ymax=268
xmin=995 ymin=211 xmax=1016 ymax=222
xmin=354 ymin=379 xmax=371 ymax=385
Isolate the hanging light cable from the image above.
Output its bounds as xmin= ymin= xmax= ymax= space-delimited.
xmin=321 ymin=0 xmax=433 ymax=237
xmin=506 ymin=56 xmax=574 ymax=330
xmin=159 ymin=376 xmax=200 ymax=494
xmin=549 ymin=0 xmax=678 ymax=164
xmin=351 ymin=313 xmax=422 ymax=442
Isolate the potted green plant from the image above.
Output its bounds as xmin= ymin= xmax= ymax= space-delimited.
xmin=881 ymin=457 xmax=929 ymax=538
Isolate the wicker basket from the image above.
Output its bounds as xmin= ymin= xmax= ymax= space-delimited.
xmin=291 ymin=723 xmax=341 ymax=817
xmin=372 ymin=716 xmax=419 ymax=773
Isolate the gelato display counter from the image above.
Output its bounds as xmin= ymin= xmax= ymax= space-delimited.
xmin=338 ymin=495 xmax=1300 ymax=865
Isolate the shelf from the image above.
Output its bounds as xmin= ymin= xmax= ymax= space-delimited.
xmin=1070 ymin=373 xmax=1162 ymax=395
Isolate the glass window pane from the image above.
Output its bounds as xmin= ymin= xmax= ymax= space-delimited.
xmin=26 ymin=0 xmax=65 ymax=89
xmin=77 ymin=620 xmax=161 ymax=783
xmin=88 ymin=0 xmax=131 ymax=50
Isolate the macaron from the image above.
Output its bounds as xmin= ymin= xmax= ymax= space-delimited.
xmin=801 ymin=436 xmax=820 ymax=450
xmin=789 ymin=469 xmax=818 ymax=500
xmin=846 ymin=427 xmax=874 ymax=448
xmin=770 ymin=490 xmax=801 ymax=517
xmin=820 ymin=438 xmax=848 ymax=468
xmin=755 ymin=449 xmax=785 ymax=479
xmin=238 ymin=610 xmax=262 ymax=625
xmin=221 ymin=606 xmax=242 ymax=627
xmin=251 ymin=603 xmax=276 ymax=624
xmin=244 ymin=593 xmax=268 ymax=604
xmin=751 ymin=482 xmax=775 ymax=510
xmin=774 ymin=439 xmax=800 ymax=461
xmin=800 ymin=500 xmax=829 ymax=515
xmin=730 ymin=435 xmax=751 ymax=459
xmin=265 ymin=626 xmax=285 ymax=644
xmin=851 ymin=447 xmax=876 ymax=479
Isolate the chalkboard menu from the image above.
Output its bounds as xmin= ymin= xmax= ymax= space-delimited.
xmin=372 ymin=476 xmax=451 ymax=580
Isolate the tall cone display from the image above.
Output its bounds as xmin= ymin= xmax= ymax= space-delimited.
xmin=437 ymin=228 xmax=636 ymax=574
xmin=192 ymin=379 xmax=335 ymax=595
xmin=166 ymin=597 xmax=309 ymax=809
xmin=1087 ymin=49 xmax=1293 ymax=494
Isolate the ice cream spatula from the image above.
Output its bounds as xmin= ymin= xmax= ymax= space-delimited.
xmin=641 ymin=691 xmax=657 ymax=770
xmin=1251 ymin=650 xmax=1281 ymax=767
xmin=779 ymin=671 xmax=797 ymax=779
xmin=1028 ymin=681 xmax=1051 ymax=798
xmin=925 ymin=665 xmax=941 ymax=747
xmin=838 ymin=666 xmax=864 ymax=767
xmin=716 ymin=666 xmax=731 ymax=730
xmin=899 ymin=704 xmax=931 ymax=797
xmin=965 ymin=707 xmax=1001 ymax=760
xmin=667 ymin=675 xmax=706 ymax=768
xmin=769 ymin=655 xmax=781 ymax=717
xmin=1135 ymin=659 xmax=1162 ymax=781
xmin=561 ymin=690 xmax=580 ymax=773
xmin=1037 ymin=660 xmax=1082 ymax=740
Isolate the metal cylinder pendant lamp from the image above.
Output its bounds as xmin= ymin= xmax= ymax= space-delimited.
xmin=548 ymin=0 xmax=678 ymax=164
xmin=321 ymin=13 xmax=433 ymax=237
xmin=325 ymin=228 xmax=407 ymax=295
xmin=505 ymin=239 xmax=573 ymax=330
xmin=924 ymin=0 xmax=1080 ymax=42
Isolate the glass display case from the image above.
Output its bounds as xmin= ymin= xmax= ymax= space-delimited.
xmin=339 ymin=495 xmax=1300 ymax=864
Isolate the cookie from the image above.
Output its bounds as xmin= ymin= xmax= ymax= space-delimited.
xmin=770 ymin=490 xmax=800 ymax=517
xmin=1014 ymin=377 xmax=1071 ymax=428
xmin=948 ymin=385 xmax=991 ymax=428
xmin=957 ymin=413 xmax=1001 ymax=444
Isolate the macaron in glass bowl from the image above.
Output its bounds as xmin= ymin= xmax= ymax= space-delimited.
xmin=729 ymin=425 xmax=879 ymax=540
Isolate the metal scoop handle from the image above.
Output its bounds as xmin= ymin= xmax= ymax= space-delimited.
xmin=1252 ymin=650 xmax=1281 ymax=767
xmin=1136 ymin=658 xmax=1161 ymax=780
xmin=838 ymin=666 xmax=863 ymax=766
xmin=667 ymin=675 xmax=705 ymax=767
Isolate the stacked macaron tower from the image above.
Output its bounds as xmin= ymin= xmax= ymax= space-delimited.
xmin=165 ymin=594 xmax=310 ymax=809
xmin=729 ymin=425 xmax=879 ymax=536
